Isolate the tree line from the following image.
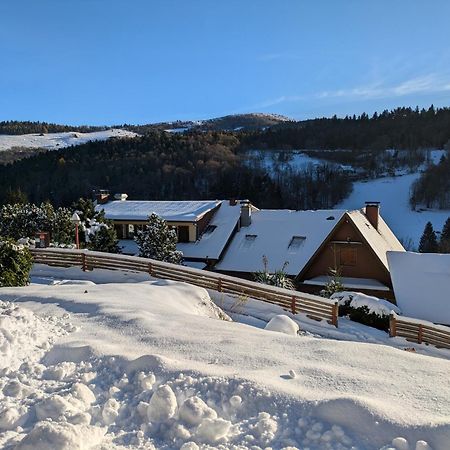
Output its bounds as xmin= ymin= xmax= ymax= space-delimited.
xmin=241 ymin=106 xmax=450 ymax=153
xmin=411 ymin=152 xmax=450 ymax=209
xmin=0 ymin=120 xmax=106 ymax=135
xmin=0 ymin=131 xmax=351 ymax=211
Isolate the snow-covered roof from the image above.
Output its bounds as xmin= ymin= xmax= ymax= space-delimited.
xmin=347 ymin=209 xmax=405 ymax=270
xmin=388 ymin=251 xmax=450 ymax=325
xmin=215 ymin=209 xmax=346 ymax=276
xmin=97 ymin=200 xmax=221 ymax=222
xmin=178 ymin=201 xmax=242 ymax=260
xmin=303 ymin=276 xmax=390 ymax=292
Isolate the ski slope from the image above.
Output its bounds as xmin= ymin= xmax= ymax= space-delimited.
xmin=0 ymin=264 xmax=449 ymax=449
xmin=0 ymin=129 xmax=137 ymax=152
xmin=336 ymin=173 xmax=450 ymax=249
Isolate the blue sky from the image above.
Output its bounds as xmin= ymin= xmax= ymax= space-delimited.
xmin=1 ymin=0 xmax=450 ymax=125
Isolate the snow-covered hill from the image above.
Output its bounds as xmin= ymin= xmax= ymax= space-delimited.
xmin=0 ymin=129 xmax=137 ymax=152
xmin=337 ymin=173 xmax=450 ymax=249
xmin=0 ymin=264 xmax=448 ymax=449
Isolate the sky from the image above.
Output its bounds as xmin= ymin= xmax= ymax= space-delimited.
xmin=1 ymin=0 xmax=450 ymax=125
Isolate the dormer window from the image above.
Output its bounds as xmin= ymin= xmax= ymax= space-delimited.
xmin=288 ymin=236 xmax=306 ymax=251
xmin=242 ymin=234 xmax=257 ymax=249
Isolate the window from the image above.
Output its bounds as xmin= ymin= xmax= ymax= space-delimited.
xmin=177 ymin=226 xmax=190 ymax=243
xmin=339 ymin=247 xmax=357 ymax=266
xmin=288 ymin=236 xmax=306 ymax=251
xmin=241 ymin=234 xmax=257 ymax=249
xmin=204 ymin=225 xmax=217 ymax=235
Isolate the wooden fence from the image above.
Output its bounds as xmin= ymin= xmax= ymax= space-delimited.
xmin=30 ymin=248 xmax=339 ymax=326
xmin=389 ymin=313 xmax=450 ymax=349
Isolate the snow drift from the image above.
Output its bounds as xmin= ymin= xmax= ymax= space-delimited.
xmin=1 ymin=268 xmax=449 ymax=449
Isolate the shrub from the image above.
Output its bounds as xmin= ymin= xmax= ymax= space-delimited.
xmin=0 ymin=238 xmax=33 ymax=287
xmin=331 ymin=291 xmax=399 ymax=332
xmin=254 ymin=256 xmax=295 ymax=290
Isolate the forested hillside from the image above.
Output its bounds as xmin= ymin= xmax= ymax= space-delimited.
xmin=0 ymin=131 xmax=350 ymax=209
xmin=242 ymin=106 xmax=450 ymax=152
xmin=1 ymin=106 xmax=450 ymax=211
xmin=411 ymin=153 xmax=450 ymax=209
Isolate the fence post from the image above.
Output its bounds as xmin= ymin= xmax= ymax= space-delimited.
xmin=418 ymin=324 xmax=423 ymax=344
xmin=291 ymin=296 xmax=297 ymax=315
xmin=331 ymin=301 xmax=339 ymax=327
xmin=148 ymin=262 xmax=153 ymax=277
xmin=217 ymin=278 xmax=222 ymax=292
xmin=81 ymin=253 xmax=87 ymax=272
xmin=389 ymin=314 xmax=397 ymax=337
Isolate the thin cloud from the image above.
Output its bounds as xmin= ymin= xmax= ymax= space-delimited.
xmin=257 ymin=53 xmax=302 ymax=62
xmin=317 ymin=74 xmax=450 ymax=100
xmin=239 ymin=73 xmax=450 ymax=114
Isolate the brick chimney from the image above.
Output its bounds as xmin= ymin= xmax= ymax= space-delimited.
xmin=240 ymin=200 xmax=252 ymax=227
xmin=95 ymin=190 xmax=110 ymax=205
xmin=365 ymin=201 xmax=380 ymax=230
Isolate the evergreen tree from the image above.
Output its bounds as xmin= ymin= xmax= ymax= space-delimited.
xmin=0 ymin=238 xmax=33 ymax=287
xmin=439 ymin=217 xmax=450 ymax=253
xmin=87 ymin=224 xmax=119 ymax=253
xmin=135 ymin=213 xmax=183 ymax=264
xmin=418 ymin=221 xmax=439 ymax=253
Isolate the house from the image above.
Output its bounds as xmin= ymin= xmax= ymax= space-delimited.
xmin=95 ymin=193 xmax=243 ymax=267
xmin=96 ymin=192 xmax=222 ymax=242
xmin=387 ymin=251 xmax=450 ymax=324
xmin=214 ymin=202 xmax=405 ymax=299
xmin=96 ymin=192 xmax=404 ymax=298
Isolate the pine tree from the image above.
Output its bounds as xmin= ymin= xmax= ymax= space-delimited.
xmin=418 ymin=221 xmax=439 ymax=253
xmin=135 ymin=213 xmax=183 ymax=264
xmin=439 ymin=217 xmax=450 ymax=253
xmin=87 ymin=224 xmax=119 ymax=253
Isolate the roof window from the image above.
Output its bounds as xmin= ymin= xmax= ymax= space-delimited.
xmin=241 ymin=234 xmax=257 ymax=249
xmin=288 ymin=236 xmax=306 ymax=251
xmin=204 ymin=225 xmax=217 ymax=235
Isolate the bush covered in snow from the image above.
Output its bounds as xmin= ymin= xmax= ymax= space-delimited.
xmin=72 ymin=198 xmax=119 ymax=253
xmin=0 ymin=202 xmax=75 ymax=245
xmin=135 ymin=213 xmax=183 ymax=264
xmin=254 ymin=256 xmax=295 ymax=290
xmin=320 ymin=269 xmax=344 ymax=298
xmin=331 ymin=291 xmax=400 ymax=331
xmin=0 ymin=238 xmax=33 ymax=287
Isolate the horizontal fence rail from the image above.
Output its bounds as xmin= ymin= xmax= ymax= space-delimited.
xmin=30 ymin=248 xmax=339 ymax=326
xmin=390 ymin=313 xmax=450 ymax=349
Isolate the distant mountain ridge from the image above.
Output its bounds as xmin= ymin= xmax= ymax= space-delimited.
xmin=0 ymin=113 xmax=292 ymax=137
xmin=124 ymin=113 xmax=293 ymax=134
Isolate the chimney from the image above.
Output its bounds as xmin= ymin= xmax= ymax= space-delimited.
xmin=240 ymin=200 xmax=252 ymax=227
xmin=229 ymin=199 xmax=237 ymax=206
xmin=114 ymin=193 xmax=128 ymax=201
xmin=95 ymin=190 xmax=110 ymax=205
xmin=365 ymin=201 xmax=380 ymax=230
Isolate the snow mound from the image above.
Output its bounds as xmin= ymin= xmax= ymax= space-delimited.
xmin=14 ymin=421 xmax=105 ymax=450
xmin=0 ymin=300 xmax=74 ymax=371
xmin=265 ymin=314 xmax=299 ymax=335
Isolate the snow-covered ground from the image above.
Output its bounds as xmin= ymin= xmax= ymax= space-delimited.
xmin=0 ymin=129 xmax=137 ymax=152
xmin=336 ymin=173 xmax=450 ymax=249
xmin=244 ymin=149 xmax=355 ymax=174
xmin=1 ymin=264 xmax=449 ymax=449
